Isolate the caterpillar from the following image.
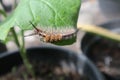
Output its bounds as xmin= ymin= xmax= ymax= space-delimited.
xmin=28 ymin=21 xmax=78 ymax=42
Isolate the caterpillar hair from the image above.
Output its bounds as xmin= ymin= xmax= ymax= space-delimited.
xmin=29 ymin=22 xmax=78 ymax=42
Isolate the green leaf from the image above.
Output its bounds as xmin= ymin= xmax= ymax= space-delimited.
xmin=0 ymin=0 xmax=81 ymax=44
xmin=52 ymin=36 xmax=76 ymax=45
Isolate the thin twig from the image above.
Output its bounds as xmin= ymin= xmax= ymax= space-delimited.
xmin=77 ymin=24 xmax=120 ymax=42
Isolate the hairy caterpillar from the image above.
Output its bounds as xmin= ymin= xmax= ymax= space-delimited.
xmin=27 ymin=21 xmax=78 ymax=42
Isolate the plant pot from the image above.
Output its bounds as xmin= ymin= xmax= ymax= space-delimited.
xmin=81 ymin=20 xmax=120 ymax=80
xmin=98 ymin=0 xmax=120 ymax=20
xmin=0 ymin=42 xmax=7 ymax=53
xmin=0 ymin=46 xmax=104 ymax=80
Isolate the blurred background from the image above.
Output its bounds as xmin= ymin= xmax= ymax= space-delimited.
xmin=0 ymin=0 xmax=119 ymax=53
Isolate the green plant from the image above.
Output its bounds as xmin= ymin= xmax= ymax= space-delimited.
xmin=0 ymin=0 xmax=120 ymax=78
xmin=0 ymin=0 xmax=81 ymax=77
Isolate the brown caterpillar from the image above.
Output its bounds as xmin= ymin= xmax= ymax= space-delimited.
xmin=28 ymin=21 xmax=78 ymax=42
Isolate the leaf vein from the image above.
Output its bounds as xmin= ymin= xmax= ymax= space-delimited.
xmin=40 ymin=0 xmax=57 ymax=26
xmin=28 ymin=1 xmax=35 ymax=20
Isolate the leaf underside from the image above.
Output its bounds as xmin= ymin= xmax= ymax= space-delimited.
xmin=0 ymin=0 xmax=81 ymax=45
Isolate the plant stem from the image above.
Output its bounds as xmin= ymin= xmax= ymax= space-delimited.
xmin=20 ymin=30 xmax=35 ymax=77
xmin=77 ymin=24 xmax=120 ymax=42
xmin=0 ymin=9 xmax=7 ymax=17
xmin=11 ymin=28 xmax=35 ymax=78
xmin=11 ymin=28 xmax=20 ymax=47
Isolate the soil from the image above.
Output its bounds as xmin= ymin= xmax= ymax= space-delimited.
xmin=88 ymin=38 xmax=120 ymax=78
xmin=0 ymin=59 xmax=89 ymax=80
